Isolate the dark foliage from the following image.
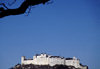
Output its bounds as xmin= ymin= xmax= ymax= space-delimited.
xmin=10 ymin=64 xmax=82 ymax=69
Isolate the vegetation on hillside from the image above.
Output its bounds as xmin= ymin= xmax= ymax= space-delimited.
xmin=10 ymin=64 xmax=84 ymax=69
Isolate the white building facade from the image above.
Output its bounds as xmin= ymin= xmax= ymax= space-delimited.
xmin=21 ymin=53 xmax=87 ymax=69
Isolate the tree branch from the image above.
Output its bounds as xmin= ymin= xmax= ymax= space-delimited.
xmin=0 ymin=0 xmax=50 ymax=18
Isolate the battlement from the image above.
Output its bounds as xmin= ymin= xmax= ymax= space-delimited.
xmin=21 ymin=53 xmax=86 ymax=69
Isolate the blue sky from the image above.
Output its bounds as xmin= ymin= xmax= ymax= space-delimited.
xmin=0 ymin=0 xmax=100 ymax=69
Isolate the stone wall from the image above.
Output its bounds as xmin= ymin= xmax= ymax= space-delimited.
xmin=21 ymin=54 xmax=83 ymax=68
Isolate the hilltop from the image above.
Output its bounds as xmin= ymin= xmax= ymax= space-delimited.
xmin=10 ymin=53 xmax=88 ymax=69
xmin=10 ymin=64 xmax=88 ymax=69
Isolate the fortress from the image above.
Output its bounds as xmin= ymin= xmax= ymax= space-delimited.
xmin=21 ymin=53 xmax=87 ymax=69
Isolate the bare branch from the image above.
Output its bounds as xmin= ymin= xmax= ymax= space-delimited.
xmin=25 ymin=6 xmax=32 ymax=16
xmin=0 ymin=3 xmax=8 ymax=9
xmin=0 ymin=0 xmax=50 ymax=18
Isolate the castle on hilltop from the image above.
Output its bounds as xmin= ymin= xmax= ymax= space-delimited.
xmin=21 ymin=53 xmax=87 ymax=69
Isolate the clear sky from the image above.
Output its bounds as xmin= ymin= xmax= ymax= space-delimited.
xmin=0 ymin=0 xmax=100 ymax=69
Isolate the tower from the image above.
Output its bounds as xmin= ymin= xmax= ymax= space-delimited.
xmin=21 ymin=56 xmax=25 ymax=64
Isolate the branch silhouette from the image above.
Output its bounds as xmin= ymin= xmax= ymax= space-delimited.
xmin=0 ymin=0 xmax=50 ymax=18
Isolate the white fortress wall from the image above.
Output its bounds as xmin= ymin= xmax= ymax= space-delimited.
xmin=65 ymin=57 xmax=80 ymax=68
xmin=22 ymin=60 xmax=34 ymax=64
xmin=21 ymin=55 xmax=80 ymax=67
xmin=21 ymin=56 xmax=33 ymax=64
xmin=48 ymin=58 xmax=65 ymax=66
xmin=33 ymin=54 xmax=50 ymax=65
xmin=21 ymin=54 xmax=87 ymax=69
xmin=65 ymin=60 xmax=80 ymax=68
xmin=33 ymin=56 xmax=49 ymax=65
xmin=73 ymin=60 xmax=80 ymax=68
xmin=65 ymin=60 xmax=73 ymax=66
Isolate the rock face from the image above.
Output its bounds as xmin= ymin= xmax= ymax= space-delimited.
xmin=10 ymin=64 xmax=88 ymax=69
